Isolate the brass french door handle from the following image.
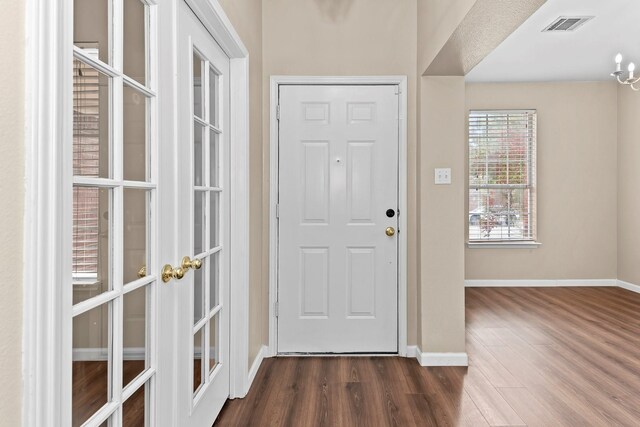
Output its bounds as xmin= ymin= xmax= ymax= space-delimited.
xmin=137 ymin=265 xmax=147 ymax=278
xmin=181 ymin=256 xmax=202 ymax=271
xmin=161 ymin=256 xmax=201 ymax=283
xmin=386 ymin=227 xmax=396 ymax=237
xmin=162 ymin=264 xmax=185 ymax=283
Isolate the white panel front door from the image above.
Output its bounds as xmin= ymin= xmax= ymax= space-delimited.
xmin=278 ymin=85 xmax=399 ymax=353
xmin=176 ymin=1 xmax=230 ymax=425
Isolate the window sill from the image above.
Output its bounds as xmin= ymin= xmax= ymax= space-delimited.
xmin=467 ymin=241 xmax=542 ymax=249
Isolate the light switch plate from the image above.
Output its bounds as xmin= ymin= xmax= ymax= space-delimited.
xmin=434 ymin=168 xmax=451 ymax=185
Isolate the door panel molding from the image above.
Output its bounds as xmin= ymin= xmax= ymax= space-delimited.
xmin=268 ymin=76 xmax=408 ymax=357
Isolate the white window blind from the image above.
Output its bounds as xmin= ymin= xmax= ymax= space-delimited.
xmin=468 ymin=110 xmax=537 ymax=242
xmin=73 ymin=52 xmax=101 ymax=277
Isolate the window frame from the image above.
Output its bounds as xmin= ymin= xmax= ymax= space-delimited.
xmin=467 ymin=109 xmax=540 ymax=248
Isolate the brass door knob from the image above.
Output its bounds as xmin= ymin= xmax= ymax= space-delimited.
xmin=386 ymin=227 xmax=396 ymax=236
xmin=182 ymin=256 xmax=202 ymax=271
xmin=137 ymin=265 xmax=147 ymax=278
xmin=162 ymin=264 xmax=185 ymax=283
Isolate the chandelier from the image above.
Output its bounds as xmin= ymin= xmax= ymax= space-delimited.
xmin=612 ymin=53 xmax=640 ymax=90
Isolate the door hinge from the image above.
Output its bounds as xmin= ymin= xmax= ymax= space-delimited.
xmin=276 ymin=105 xmax=281 ymax=120
xmin=275 ymin=203 xmax=280 ymax=219
xmin=395 ymin=86 xmax=401 ymax=95
xmin=274 ymin=301 xmax=279 ymax=317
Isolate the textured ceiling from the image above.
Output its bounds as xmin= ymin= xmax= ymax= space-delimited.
xmin=466 ymin=0 xmax=640 ymax=82
xmin=424 ymin=0 xmax=547 ymax=76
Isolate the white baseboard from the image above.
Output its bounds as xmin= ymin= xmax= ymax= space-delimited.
xmin=406 ymin=345 xmax=419 ymax=359
xmin=247 ymin=345 xmax=268 ymax=390
xmin=407 ymin=345 xmax=468 ymax=367
xmin=73 ymin=347 xmax=145 ymax=361
xmin=465 ymin=279 xmax=617 ymax=287
xmin=618 ymin=280 xmax=640 ymax=294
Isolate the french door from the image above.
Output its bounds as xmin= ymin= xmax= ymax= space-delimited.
xmin=175 ymin=1 xmax=231 ymax=425
xmin=66 ymin=1 xmax=232 ymax=425
xmin=71 ymin=0 xmax=158 ymax=425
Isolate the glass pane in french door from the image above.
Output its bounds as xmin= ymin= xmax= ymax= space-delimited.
xmin=194 ymin=259 xmax=205 ymax=325
xmin=194 ymin=190 xmax=205 ymax=255
xmin=72 ymin=1 xmax=156 ymax=425
xmin=193 ymin=328 xmax=204 ymax=394
xmin=193 ymin=51 xmax=204 ymax=119
xmin=209 ymin=253 xmax=219 ymax=310
xmin=208 ymin=67 xmax=218 ymax=127
xmin=194 ymin=123 xmax=205 ymax=186
xmin=208 ymin=314 xmax=219 ymax=372
xmin=210 ymin=131 xmax=219 ymax=187
xmin=72 ymin=186 xmax=111 ymax=305
xmin=123 ymin=284 xmax=148 ymax=388
xmin=122 ymin=382 xmax=148 ymax=426
xmin=72 ymin=302 xmax=111 ymax=426
xmin=123 ymin=85 xmax=150 ymax=182
xmin=73 ymin=58 xmax=110 ymax=179
xmin=73 ymin=0 xmax=110 ymax=64
xmin=123 ymin=188 xmax=149 ymax=285
xmin=123 ymin=0 xmax=148 ymax=85
xmin=191 ymin=45 xmax=224 ymax=399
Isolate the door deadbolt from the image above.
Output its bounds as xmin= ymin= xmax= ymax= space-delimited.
xmin=386 ymin=209 xmax=396 ymax=218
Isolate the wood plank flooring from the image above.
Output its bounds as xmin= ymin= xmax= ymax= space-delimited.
xmin=72 ymin=360 xmax=146 ymax=426
xmin=215 ymin=287 xmax=640 ymax=426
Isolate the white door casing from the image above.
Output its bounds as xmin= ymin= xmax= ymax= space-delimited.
xmin=176 ymin=1 xmax=230 ymax=424
xmin=277 ymin=84 xmax=400 ymax=353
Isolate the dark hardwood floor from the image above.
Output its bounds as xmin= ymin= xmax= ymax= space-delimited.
xmin=215 ymin=287 xmax=640 ymax=426
xmin=72 ymin=360 xmax=146 ymax=426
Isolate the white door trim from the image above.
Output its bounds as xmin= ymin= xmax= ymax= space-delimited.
xmin=268 ymin=76 xmax=408 ymax=358
xmin=23 ymin=0 xmax=74 ymax=424
xmin=23 ymin=1 xmax=251 ymax=425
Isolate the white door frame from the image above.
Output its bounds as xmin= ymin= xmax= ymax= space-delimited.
xmin=23 ymin=1 xmax=250 ymax=425
xmin=268 ymin=76 xmax=408 ymax=357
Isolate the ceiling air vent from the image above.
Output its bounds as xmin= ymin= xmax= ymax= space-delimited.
xmin=543 ymin=16 xmax=594 ymax=32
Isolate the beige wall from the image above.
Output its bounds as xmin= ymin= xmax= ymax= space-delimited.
xmin=415 ymin=1 xmax=474 ymax=353
xmin=617 ymin=85 xmax=640 ymax=285
xmin=262 ymin=0 xmax=419 ymax=345
xmin=217 ymin=0 xmax=265 ymax=363
xmin=0 ymin=0 xmax=24 ymax=424
xmin=465 ymin=82 xmax=618 ymax=280
xmin=419 ymin=76 xmax=467 ymax=352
